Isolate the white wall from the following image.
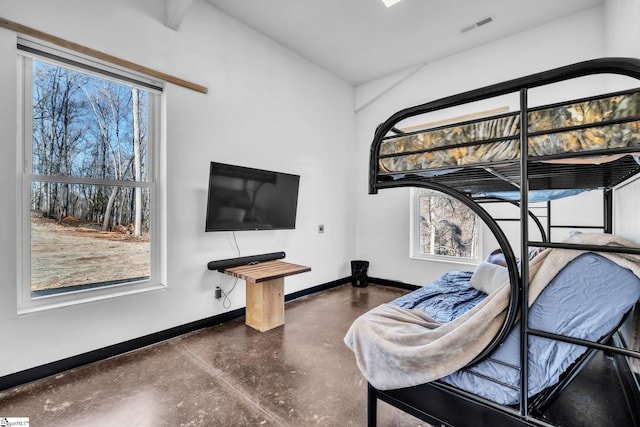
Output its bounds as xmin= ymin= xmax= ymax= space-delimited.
xmin=605 ymin=0 xmax=640 ymax=242
xmin=605 ymin=0 xmax=640 ymax=57
xmin=354 ymin=7 xmax=613 ymax=285
xmin=0 ymin=0 xmax=356 ymax=376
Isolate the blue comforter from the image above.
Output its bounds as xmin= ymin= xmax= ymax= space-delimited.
xmin=389 ymin=253 xmax=640 ymax=405
xmin=391 ymin=271 xmax=484 ymax=323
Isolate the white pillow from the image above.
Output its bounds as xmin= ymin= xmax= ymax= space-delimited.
xmin=470 ymin=261 xmax=509 ymax=294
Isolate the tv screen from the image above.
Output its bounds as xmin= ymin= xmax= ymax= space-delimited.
xmin=205 ymin=162 xmax=300 ymax=232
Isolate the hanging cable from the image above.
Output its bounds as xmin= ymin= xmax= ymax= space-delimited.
xmin=232 ymin=231 xmax=241 ymax=257
xmin=218 ymin=231 xmax=241 ymax=307
xmin=221 ymin=278 xmax=238 ymax=309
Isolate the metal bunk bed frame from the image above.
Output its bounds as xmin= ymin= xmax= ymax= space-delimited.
xmin=367 ymin=58 xmax=640 ymax=426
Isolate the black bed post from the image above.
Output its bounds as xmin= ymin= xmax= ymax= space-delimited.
xmin=367 ymin=383 xmax=377 ymax=427
xmin=518 ymin=87 xmax=531 ymax=417
xmin=604 ymin=189 xmax=613 ymax=234
xmin=546 ymin=200 xmax=551 ymax=242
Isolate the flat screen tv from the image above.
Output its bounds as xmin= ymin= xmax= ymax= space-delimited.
xmin=205 ymin=162 xmax=300 ymax=232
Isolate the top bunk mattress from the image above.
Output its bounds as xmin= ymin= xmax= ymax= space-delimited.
xmin=378 ymin=90 xmax=640 ymax=174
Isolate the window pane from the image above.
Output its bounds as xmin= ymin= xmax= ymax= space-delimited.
xmin=31 ymin=60 xmax=148 ymax=181
xmin=418 ymin=193 xmax=479 ymax=259
xmin=30 ymin=182 xmax=151 ymax=296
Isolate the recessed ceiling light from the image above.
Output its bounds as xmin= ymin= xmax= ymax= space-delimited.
xmin=382 ymin=0 xmax=405 ymax=7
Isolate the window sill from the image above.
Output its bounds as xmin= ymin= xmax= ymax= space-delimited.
xmin=17 ymin=282 xmax=166 ymax=315
xmin=410 ymin=254 xmax=480 ymax=266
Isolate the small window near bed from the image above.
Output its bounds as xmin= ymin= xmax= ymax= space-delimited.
xmin=410 ymin=189 xmax=481 ymax=264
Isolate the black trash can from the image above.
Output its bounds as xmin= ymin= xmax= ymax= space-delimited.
xmin=351 ymin=260 xmax=369 ymax=288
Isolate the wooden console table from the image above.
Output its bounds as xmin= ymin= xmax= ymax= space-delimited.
xmin=223 ymin=260 xmax=311 ymax=332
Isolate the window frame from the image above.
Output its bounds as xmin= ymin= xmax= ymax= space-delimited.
xmin=17 ymin=40 xmax=165 ymax=313
xmin=410 ymin=188 xmax=482 ymax=265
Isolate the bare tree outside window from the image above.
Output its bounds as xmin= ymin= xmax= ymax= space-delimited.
xmin=413 ymin=190 xmax=480 ymax=262
xmin=22 ymin=56 xmax=159 ymax=302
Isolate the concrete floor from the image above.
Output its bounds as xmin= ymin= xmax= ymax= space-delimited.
xmin=0 ymin=284 xmax=429 ymax=426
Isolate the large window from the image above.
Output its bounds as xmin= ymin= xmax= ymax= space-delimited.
xmin=410 ymin=189 xmax=481 ymax=264
xmin=18 ymin=40 xmax=163 ymax=311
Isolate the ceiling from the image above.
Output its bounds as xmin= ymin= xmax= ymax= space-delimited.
xmin=202 ymin=0 xmax=604 ymax=86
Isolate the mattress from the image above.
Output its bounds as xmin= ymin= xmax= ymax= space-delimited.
xmin=379 ymin=90 xmax=640 ymax=174
xmin=476 ymin=189 xmax=588 ymax=202
xmin=389 ymin=253 xmax=640 ymax=405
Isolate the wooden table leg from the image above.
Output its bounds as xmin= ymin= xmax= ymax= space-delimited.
xmin=245 ymin=277 xmax=284 ymax=332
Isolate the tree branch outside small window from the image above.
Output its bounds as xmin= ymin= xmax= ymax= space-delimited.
xmin=416 ymin=191 xmax=480 ymax=261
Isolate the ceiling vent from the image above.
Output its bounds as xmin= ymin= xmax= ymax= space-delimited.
xmin=461 ymin=16 xmax=494 ymax=33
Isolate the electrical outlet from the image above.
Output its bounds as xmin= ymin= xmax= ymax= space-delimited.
xmin=318 ymin=224 xmax=325 ymax=233
xmin=215 ymin=286 xmax=222 ymax=299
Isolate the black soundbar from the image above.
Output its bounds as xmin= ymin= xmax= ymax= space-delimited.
xmin=207 ymin=251 xmax=286 ymax=271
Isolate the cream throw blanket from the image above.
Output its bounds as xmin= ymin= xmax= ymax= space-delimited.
xmin=344 ymin=233 xmax=640 ymax=390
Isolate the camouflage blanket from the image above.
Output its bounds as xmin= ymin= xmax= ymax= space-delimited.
xmin=379 ymin=91 xmax=640 ymax=173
